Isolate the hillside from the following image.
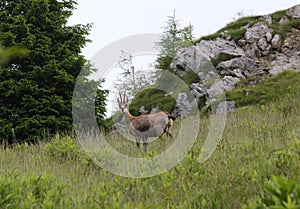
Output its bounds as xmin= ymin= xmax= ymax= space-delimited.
xmin=1 ymin=4 xmax=300 ymax=209
xmin=128 ymin=4 xmax=300 ymax=118
xmin=1 ymin=70 xmax=299 ymax=208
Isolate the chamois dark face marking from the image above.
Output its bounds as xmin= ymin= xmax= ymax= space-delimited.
xmin=117 ymin=92 xmax=176 ymax=152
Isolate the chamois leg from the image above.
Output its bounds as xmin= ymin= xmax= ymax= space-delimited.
xmin=142 ymin=136 xmax=148 ymax=152
xmin=135 ymin=137 xmax=141 ymax=148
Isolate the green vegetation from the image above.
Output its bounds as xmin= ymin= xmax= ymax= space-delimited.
xmin=229 ymin=27 xmax=248 ymax=42
xmin=0 ymin=0 xmax=108 ymax=144
xmin=155 ymin=11 xmax=195 ymax=74
xmin=270 ymin=10 xmax=300 ymax=39
xmin=1 ymin=3 xmax=300 ymax=208
xmin=180 ymin=70 xmax=201 ymax=85
xmin=1 ymin=67 xmax=300 ymax=208
xmin=211 ymin=52 xmax=240 ymax=67
xmin=129 ymin=88 xmax=176 ymax=115
xmin=0 ymin=171 xmax=68 ymax=208
xmin=217 ymin=16 xmax=262 ymax=32
xmin=194 ymin=15 xmax=262 ymax=44
xmin=226 ymin=70 xmax=300 ymax=108
xmin=243 ymin=176 xmax=300 ymax=209
xmin=1 ymin=89 xmax=299 ymax=208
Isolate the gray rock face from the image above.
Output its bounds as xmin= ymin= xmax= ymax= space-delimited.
xmin=244 ymin=22 xmax=273 ymax=44
xmin=269 ymin=53 xmax=300 ymax=75
xmin=171 ymin=39 xmax=244 ymax=71
xmin=263 ymin=14 xmax=273 ymax=24
xmin=174 ymin=92 xmax=198 ymax=118
xmin=279 ymin=16 xmax=289 ymax=25
xmin=169 ymin=4 xmax=300 ymax=114
xmin=170 ymin=45 xmax=207 ymax=72
xmin=191 ymin=83 xmax=207 ymax=98
xmin=271 ymin=35 xmax=281 ymax=48
xmin=139 ymin=106 xmax=148 ymax=115
xmin=287 ymin=5 xmax=300 ymax=18
xmin=196 ymin=38 xmax=245 ymax=60
xmin=216 ymin=57 xmax=257 ymax=78
xmin=257 ymin=38 xmax=269 ymax=51
xmin=206 ymin=76 xmax=240 ymax=104
xmin=216 ymin=101 xmax=236 ymax=113
xmin=242 ymin=22 xmax=273 ymax=58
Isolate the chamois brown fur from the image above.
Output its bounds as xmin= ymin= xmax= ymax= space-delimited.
xmin=117 ymin=92 xmax=176 ymax=152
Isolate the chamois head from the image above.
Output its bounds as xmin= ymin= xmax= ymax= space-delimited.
xmin=117 ymin=91 xmax=128 ymax=113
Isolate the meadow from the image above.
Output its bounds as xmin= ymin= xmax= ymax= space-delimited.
xmin=1 ymin=71 xmax=300 ymax=209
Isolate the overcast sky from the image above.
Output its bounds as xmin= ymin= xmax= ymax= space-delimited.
xmin=68 ymin=0 xmax=300 ymax=59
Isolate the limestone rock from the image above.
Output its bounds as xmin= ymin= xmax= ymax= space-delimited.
xmin=287 ymin=4 xmax=300 ymax=18
xmin=257 ymin=38 xmax=269 ymax=51
xmin=244 ymin=22 xmax=273 ymax=44
xmin=279 ymin=16 xmax=289 ymax=25
xmin=271 ymin=34 xmax=281 ymax=48
xmin=206 ymin=76 xmax=240 ymax=104
xmin=174 ymin=92 xmax=198 ymax=118
xmin=171 ymin=39 xmax=245 ymax=73
xmin=216 ymin=57 xmax=257 ymax=77
xmin=263 ymin=14 xmax=273 ymax=24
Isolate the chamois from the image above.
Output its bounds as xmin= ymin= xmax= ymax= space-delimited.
xmin=117 ymin=92 xmax=176 ymax=152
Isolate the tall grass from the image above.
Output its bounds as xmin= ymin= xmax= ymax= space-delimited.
xmin=1 ymin=71 xmax=300 ymax=208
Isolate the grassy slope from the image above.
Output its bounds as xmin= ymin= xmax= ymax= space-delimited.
xmin=1 ymin=71 xmax=300 ymax=208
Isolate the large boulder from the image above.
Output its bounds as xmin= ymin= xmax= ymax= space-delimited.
xmin=171 ymin=38 xmax=245 ymax=72
xmin=216 ymin=57 xmax=257 ymax=78
xmin=269 ymin=53 xmax=300 ymax=75
xmin=174 ymin=92 xmax=198 ymax=118
xmin=206 ymin=76 xmax=240 ymax=104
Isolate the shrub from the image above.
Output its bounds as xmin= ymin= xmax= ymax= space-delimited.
xmin=129 ymin=88 xmax=176 ymax=115
xmin=243 ymin=175 xmax=300 ymax=209
xmin=43 ymin=134 xmax=83 ymax=162
xmin=0 ymin=171 xmax=69 ymax=209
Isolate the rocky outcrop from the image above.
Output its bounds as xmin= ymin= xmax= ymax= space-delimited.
xmin=287 ymin=4 xmax=300 ymax=18
xmin=170 ymin=4 xmax=300 ymax=114
xmin=216 ymin=57 xmax=257 ymax=78
xmin=173 ymin=92 xmax=198 ymax=118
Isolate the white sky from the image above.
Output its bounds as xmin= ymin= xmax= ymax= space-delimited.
xmin=68 ymin=0 xmax=299 ymax=117
xmin=69 ymin=0 xmax=300 ymax=59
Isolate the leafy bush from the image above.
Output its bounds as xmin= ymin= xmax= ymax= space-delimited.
xmin=243 ymin=175 xmax=300 ymax=209
xmin=44 ymin=134 xmax=83 ymax=162
xmin=0 ymin=171 xmax=69 ymax=209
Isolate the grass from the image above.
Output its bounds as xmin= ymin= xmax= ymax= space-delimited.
xmin=194 ymin=15 xmax=262 ymax=44
xmin=129 ymin=88 xmax=176 ymax=115
xmin=226 ymin=70 xmax=300 ymax=107
xmin=211 ymin=52 xmax=240 ymax=67
xmin=1 ymin=70 xmax=300 ymax=208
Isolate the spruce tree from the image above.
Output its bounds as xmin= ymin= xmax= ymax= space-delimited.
xmin=0 ymin=0 xmax=106 ymax=143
